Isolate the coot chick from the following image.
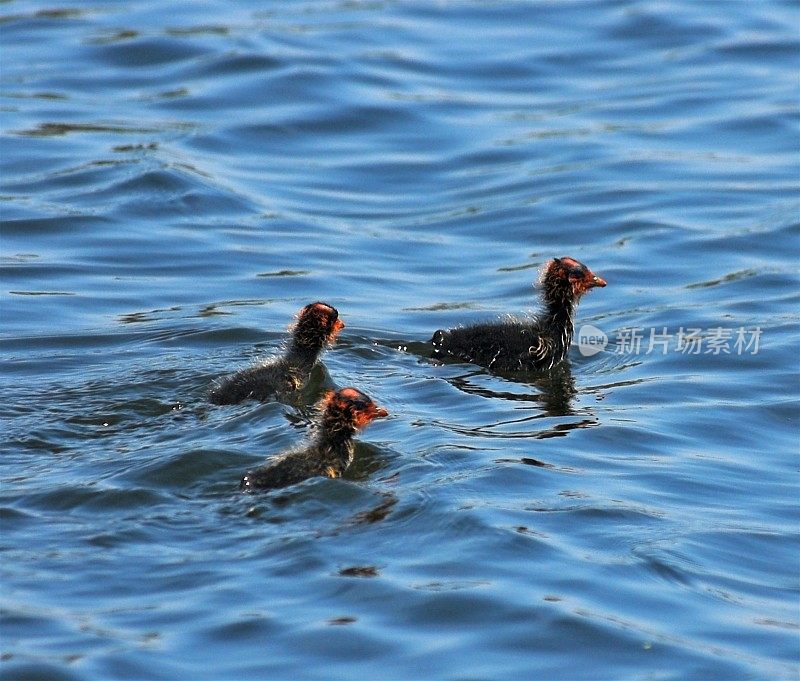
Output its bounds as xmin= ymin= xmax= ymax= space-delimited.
xmin=240 ymin=387 xmax=388 ymax=491
xmin=430 ymin=257 xmax=606 ymax=372
xmin=209 ymin=302 xmax=344 ymax=405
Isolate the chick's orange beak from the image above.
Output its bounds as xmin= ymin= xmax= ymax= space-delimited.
xmin=353 ymin=405 xmax=388 ymax=429
xmin=587 ymin=271 xmax=607 ymax=288
xmin=328 ymin=318 xmax=345 ymax=342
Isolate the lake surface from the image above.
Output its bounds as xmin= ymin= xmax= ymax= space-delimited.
xmin=1 ymin=1 xmax=798 ymax=679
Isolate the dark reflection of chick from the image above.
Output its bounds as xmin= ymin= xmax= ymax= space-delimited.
xmin=350 ymin=491 xmax=398 ymax=525
xmin=386 ymin=338 xmax=578 ymax=418
xmin=509 ymin=361 xmax=577 ymax=417
xmin=442 ymin=360 xmax=599 ymax=451
xmin=448 ymin=360 xmax=578 ymax=418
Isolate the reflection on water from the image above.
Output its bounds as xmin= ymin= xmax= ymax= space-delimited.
xmin=447 ymin=361 xmax=579 ymax=417
xmin=349 ymin=491 xmax=398 ymax=525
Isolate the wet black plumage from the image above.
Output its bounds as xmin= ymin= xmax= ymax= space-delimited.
xmin=240 ymin=387 xmax=388 ymax=491
xmin=209 ymin=302 xmax=344 ymax=405
xmin=430 ymin=257 xmax=606 ymax=372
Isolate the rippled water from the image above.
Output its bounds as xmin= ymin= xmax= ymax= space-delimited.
xmin=2 ymin=1 xmax=799 ymax=679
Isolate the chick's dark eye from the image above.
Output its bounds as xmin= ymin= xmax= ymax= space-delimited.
xmin=347 ymin=395 xmax=369 ymax=410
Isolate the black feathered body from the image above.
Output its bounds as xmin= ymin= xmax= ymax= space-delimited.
xmin=428 ymin=256 xmax=607 ymax=372
xmin=240 ymin=403 xmax=359 ymax=491
xmin=432 ymin=310 xmax=573 ymax=372
xmin=240 ymin=438 xmax=355 ymax=491
xmin=209 ymin=354 xmax=311 ymax=405
xmin=431 ymin=278 xmax=580 ymax=372
xmin=210 ymin=302 xmax=341 ymax=406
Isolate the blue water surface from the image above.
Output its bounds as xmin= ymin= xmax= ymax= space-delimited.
xmin=1 ymin=1 xmax=799 ymax=680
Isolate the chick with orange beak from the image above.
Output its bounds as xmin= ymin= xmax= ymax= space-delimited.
xmin=210 ymin=302 xmax=345 ymax=405
xmin=240 ymin=387 xmax=388 ymax=491
xmin=431 ymin=257 xmax=606 ymax=372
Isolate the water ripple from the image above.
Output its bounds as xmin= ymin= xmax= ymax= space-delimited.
xmin=2 ymin=1 xmax=798 ymax=679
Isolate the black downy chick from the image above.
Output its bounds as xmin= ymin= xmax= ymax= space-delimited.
xmin=209 ymin=302 xmax=344 ymax=405
xmin=430 ymin=257 xmax=606 ymax=372
xmin=240 ymin=387 xmax=388 ymax=491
